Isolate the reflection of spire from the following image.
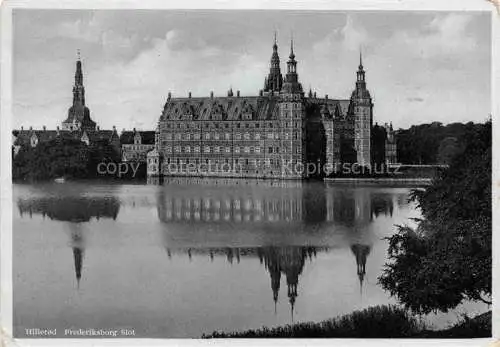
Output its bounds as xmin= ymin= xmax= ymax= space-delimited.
xmin=73 ymin=247 xmax=83 ymax=289
xmin=350 ymin=244 xmax=371 ymax=297
xmin=71 ymin=227 xmax=85 ymax=290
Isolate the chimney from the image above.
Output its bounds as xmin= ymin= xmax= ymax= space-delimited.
xmin=259 ymin=90 xmax=263 ymax=96
xmin=97 ymin=125 xmax=100 ymax=131
xmin=237 ymin=90 xmax=240 ymax=97
xmin=168 ymin=92 xmax=172 ymax=100
xmin=56 ymin=126 xmax=60 ymax=135
xmin=133 ymin=127 xmax=136 ymax=132
xmin=314 ymin=92 xmax=317 ymax=98
xmin=21 ymin=126 xmax=23 ymax=131
xmin=210 ymin=91 xmax=214 ymax=99
xmin=325 ymin=94 xmax=328 ymax=100
xmin=29 ymin=126 xmax=33 ymax=131
xmin=43 ymin=125 xmax=46 ymax=131
xmin=113 ymin=125 xmax=116 ymax=132
xmin=188 ymin=92 xmax=192 ymax=98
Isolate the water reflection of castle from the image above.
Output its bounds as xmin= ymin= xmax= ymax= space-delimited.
xmin=17 ymin=195 xmax=120 ymax=288
xmin=16 ymin=182 xmax=401 ymax=317
xmin=164 ymin=244 xmax=370 ymax=321
xmin=156 ymin=179 xmax=396 ymax=225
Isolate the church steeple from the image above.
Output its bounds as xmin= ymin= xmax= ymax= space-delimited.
xmin=73 ymin=49 xmax=85 ymax=107
xmin=264 ymin=31 xmax=283 ymax=93
xmin=63 ymin=50 xmax=96 ymax=131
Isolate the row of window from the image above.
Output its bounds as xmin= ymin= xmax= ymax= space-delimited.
xmin=165 ymin=121 xmax=302 ymax=129
xmin=165 ymin=131 xmax=301 ymax=141
xmin=164 ymin=145 xmax=301 ymax=154
xmin=165 ymin=158 xmax=283 ymax=166
xmin=123 ymin=144 xmax=153 ymax=151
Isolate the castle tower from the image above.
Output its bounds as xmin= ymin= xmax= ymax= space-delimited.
xmin=263 ymin=32 xmax=283 ymax=93
xmin=350 ymin=51 xmax=373 ymax=166
xmin=350 ymin=244 xmax=371 ymax=295
xmin=281 ymin=38 xmax=303 ymax=95
xmin=384 ymin=122 xmax=397 ymax=165
xmin=62 ymin=50 xmax=96 ymax=132
xmin=278 ymin=38 xmax=305 ymax=178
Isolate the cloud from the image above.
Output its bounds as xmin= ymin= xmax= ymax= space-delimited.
xmin=81 ymin=29 xmax=267 ymax=130
xmin=12 ymin=11 xmax=490 ymax=131
xmin=407 ymin=97 xmax=424 ymax=102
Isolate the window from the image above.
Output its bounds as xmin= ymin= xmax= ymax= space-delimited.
xmin=215 ymin=146 xmax=220 ymax=153
xmin=244 ymin=146 xmax=249 ymax=153
xmin=185 ymin=146 xmax=191 ymax=153
xmin=268 ymin=147 xmax=273 ymax=153
xmin=215 ymin=133 xmax=220 ymax=140
xmin=267 ymin=133 xmax=273 ymax=139
xmin=225 ymin=133 xmax=230 ymax=140
xmin=205 ymin=133 xmax=210 ymax=140
xmin=256 ymin=123 xmax=260 ymax=128
xmin=255 ymin=133 xmax=260 ymax=140
xmin=175 ymin=146 xmax=180 ymax=153
xmin=235 ymin=133 xmax=241 ymax=140
xmin=186 ymin=134 xmax=190 ymax=140
xmin=195 ymin=146 xmax=200 ymax=153
xmin=235 ymin=147 xmax=240 ymax=153
xmin=256 ymin=147 xmax=261 ymax=153
xmin=175 ymin=133 xmax=181 ymax=140
xmin=194 ymin=133 xmax=200 ymax=140
xmin=244 ymin=133 xmax=250 ymax=140
xmin=204 ymin=146 xmax=210 ymax=153
xmin=225 ymin=147 xmax=230 ymax=153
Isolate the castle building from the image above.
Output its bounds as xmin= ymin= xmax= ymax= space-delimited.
xmin=148 ymin=36 xmax=380 ymax=179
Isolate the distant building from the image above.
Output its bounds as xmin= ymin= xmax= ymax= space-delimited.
xmin=149 ymin=36 xmax=384 ymax=179
xmin=120 ymin=128 xmax=155 ymax=162
xmin=12 ymin=54 xmax=129 ymax=162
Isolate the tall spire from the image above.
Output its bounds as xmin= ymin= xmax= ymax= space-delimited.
xmin=359 ymin=48 xmax=363 ymax=69
xmin=281 ymin=34 xmax=302 ymax=94
xmin=73 ymin=50 xmax=85 ymax=106
xmin=264 ymin=31 xmax=283 ymax=92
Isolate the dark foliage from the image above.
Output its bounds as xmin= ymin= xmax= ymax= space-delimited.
xmin=379 ymin=120 xmax=491 ymax=314
xmin=203 ymin=305 xmax=491 ymax=338
xmin=87 ymin=139 xmax=121 ymax=178
xmin=396 ymin=121 xmax=483 ymax=164
xmin=13 ymin=138 xmax=89 ymax=181
xmin=203 ymin=305 xmax=425 ymax=338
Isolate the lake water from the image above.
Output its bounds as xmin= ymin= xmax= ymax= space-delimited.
xmin=12 ymin=179 xmax=487 ymax=338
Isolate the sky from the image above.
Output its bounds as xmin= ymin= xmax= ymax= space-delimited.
xmin=13 ymin=9 xmax=491 ymax=131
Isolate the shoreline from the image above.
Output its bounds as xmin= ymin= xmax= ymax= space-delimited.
xmin=324 ymin=177 xmax=432 ymax=186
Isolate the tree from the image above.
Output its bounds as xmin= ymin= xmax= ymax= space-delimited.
xmin=13 ymin=138 xmax=89 ymax=181
xmin=379 ymin=120 xmax=491 ymax=314
xmin=437 ymin=137 xmax=463 ymax=165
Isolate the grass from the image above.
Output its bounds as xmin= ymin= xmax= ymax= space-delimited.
xmin=202 ymin=305 xmax=491 ymax=338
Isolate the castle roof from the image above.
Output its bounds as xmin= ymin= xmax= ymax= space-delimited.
xmin=120 ymin=130 xmax=155 ymax=145
xmin=160 ymin=95 xmax=351 ymax=122
xmin=12 ymin=128 xmax=118 ymax=146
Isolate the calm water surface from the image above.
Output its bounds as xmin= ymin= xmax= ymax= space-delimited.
xmin=13 ymin=179 xmax=487 ymax=338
